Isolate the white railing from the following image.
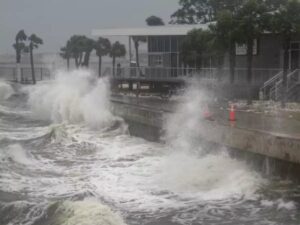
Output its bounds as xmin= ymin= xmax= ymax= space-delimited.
xmin=268 ymin=69 xmax=300 ymax=101
xmin=111 ymin=66 xmax=218 ymax=81
xmin=287 ymin=69 xmax=300 ymax=100
xmin=0 ymin=64 xmax=52 ymax=83
xmin=104 ymin=66 xmax=281 ymax=85
xmin=260 ymin=71 xmax=283 ymax=100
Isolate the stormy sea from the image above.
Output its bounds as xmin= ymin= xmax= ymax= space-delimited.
xmin=0 ymin=69 xmax=299 ymax=225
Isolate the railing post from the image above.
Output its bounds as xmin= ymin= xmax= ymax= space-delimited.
xmin=16 ymin=64 xmax=21 ymax=83
xmin=21 ymin=68 xmax=24 ymax=83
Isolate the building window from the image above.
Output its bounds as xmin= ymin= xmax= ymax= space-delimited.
xmin=149 ymin=55 xmax=163 ymax=67
xmin=235 ymin=39 xmax=258 ymax=55
xmin=171 ymin=37 xmax=178 ymax=52
xmin=156 ymin=55 xmax=163 ymax=66
xmin=148 ymin=36 xmax=185 ymax=53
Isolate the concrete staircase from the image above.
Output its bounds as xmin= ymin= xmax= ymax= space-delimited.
xmin=260 ymin=69 xmax=300 ymax=101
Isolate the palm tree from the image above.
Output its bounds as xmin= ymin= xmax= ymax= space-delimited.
xmin=27 ymin=34 xmax=43 ymax=84
xmin=110 ymin=41 xmax=126 ymax=76
xmin=13 ymin=30 xmax=27 ymax=63
xmin=13 ymin=30 xmax=27 ymax=83
xmin=68 ymin=35 xmax=86 ymax=68
xmin=271 ymin=0 xmax=300 ymax=108
xmin=60 ymin=40 xmax=72 ymax=70
xmin=94 ymin=37 xmax=111 ymax=77
xmin=132 ymin=36 xmax=146 ymax=70
xmin=81 ymin=37 xmax=95 ymax=67
xmin=145 ymin=16 xmax=165 ymax=26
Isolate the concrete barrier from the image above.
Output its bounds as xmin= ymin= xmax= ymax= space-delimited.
xmin=111 ymin=98 xmax=300 ymax=166
xmin=199 ymin=121 xmax=300 ymax=164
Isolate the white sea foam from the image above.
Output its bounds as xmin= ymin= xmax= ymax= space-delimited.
xmin=0 ymin=144 xmax=34 ymax=165
xmin=52 ymin=79 xmax=265 ymax=214
xmin=276 ymin=199 xmax=296 ymax=210
xmin=0 ymin=80 xmax=14 ymax=100
xmin=160 ymin=81 xmax=264 ymax=198
xmin=261 ymin=199 xmax=296 ymax=211
xmin=27 ymin=69 xmax=117 ymax=129
xmin=0 ymin=66 xmax=298 ymax=225
xmin=154 ymin=151 xmax=262 ymax=200
xmin=54 ymin=199 xmax=126 ymax=225
xmin=164 ymin=81 xmax=212 ymax=151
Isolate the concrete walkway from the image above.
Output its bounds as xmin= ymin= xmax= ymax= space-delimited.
xmin=111 ymin=94 xmax=300 ymax=139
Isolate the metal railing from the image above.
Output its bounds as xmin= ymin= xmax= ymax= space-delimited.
xmin=260 ymin=71 xmax=283 ymax=100
xmin=267 ymin=69 xmax=300 ymax=101
xmin=287 ymin=70 xmax=300 ymax=100
xmin=0 ymin=64 xmax=52 ymax=83
xmin=104 ymin=66 xmax=281 ymax=85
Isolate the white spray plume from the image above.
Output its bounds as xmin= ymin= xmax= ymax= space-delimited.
xmin=0 ymin=80 xmax=14 ymax=100
xmin=54 ymin=199 xmax=127 ymax=225
xmin=160 ymin=80 xmax=264 ymax=198
xmin=27 ymin=69 xmax=116 ymax=129
xmin=164 ymin=79 xmax=214 ymax=152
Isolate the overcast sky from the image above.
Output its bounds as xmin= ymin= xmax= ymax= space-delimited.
xmin=0 ymin=0 xmax=179 ymax=54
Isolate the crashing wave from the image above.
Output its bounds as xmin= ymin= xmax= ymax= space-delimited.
xmin=27 ymin=69 xmax=118 ymax=129
xmin=0 ymin=80 xmax=14 ymax=101
xmin=34 ymin=199 xmax=127 ymax=225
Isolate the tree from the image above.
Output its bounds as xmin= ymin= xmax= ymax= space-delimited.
xmin=235 ymin=0 xmax=269 ymax=104
xmin=146 ymin=16 xmax=165 ymax=26
xmin=264 ymin=0 xmax=288 ymax=9
xmin=66 ymin=35 xmax=95 ymax=68
xmin=95 ymin=37 xmax=111 ymax=77
xmin=27 ymin=34 xmax=43 ymax=85
xmin=81 ymin=37 xmax=95 ymax=67
xmin=209 ymin=10 xmax=239 ymax=83
xmin=68 ymin=35 xmax=86 ymax=68
xmin=271 ymin=0 xmax=300 ymax=107
xmin=208 ymin=24 xmax=227 ymax=81
xmin=170 ymin=0 xmax=246 ymax=24
xmin=110 ymin=41 xmax=126 ymax=76
xmin=180 ymin=29 xmax=213 ymax=68
xmin=132 ymin=36 xmax=146 ymax=70
xmin=13 ymin=30 xmax=27 ymax=63
xmin=60 ymin=40 xmax=72 ymax=70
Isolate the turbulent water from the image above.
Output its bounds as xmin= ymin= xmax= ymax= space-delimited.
xmin=0 ymin=69 xmax=299 ymax=225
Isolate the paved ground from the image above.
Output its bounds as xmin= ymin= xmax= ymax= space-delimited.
xmin=111 ymin=94 xmax=300 ymax=139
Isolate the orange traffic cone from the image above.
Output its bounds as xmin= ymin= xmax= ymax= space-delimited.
xmin=229 ymin=104 xmax=236 ymax=121
xmin=203 ymin=105 xmax=214 ymax=121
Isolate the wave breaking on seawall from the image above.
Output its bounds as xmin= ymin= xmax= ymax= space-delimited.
xmin=27 ymin=69 xmax=118 ymax=129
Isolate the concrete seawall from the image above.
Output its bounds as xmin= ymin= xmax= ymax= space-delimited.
xmin=111 ymin=98 xmax=300 ymax=163
xmin=111 ymin=99 xmax=164 ymax=141
xmin=111 ymin=97 xmax=300 ymax=179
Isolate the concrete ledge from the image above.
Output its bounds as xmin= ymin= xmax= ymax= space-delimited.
xmin=111 ymin=99 xmax=164 ymax=128
xmin=199 ymin=121 xmax=300 ymax=164
xmin=111 ymin=99 xmax=300 ymax=165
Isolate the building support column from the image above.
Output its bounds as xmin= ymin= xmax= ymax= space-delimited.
xmin=129 ymin=36 xmax=132 ymax=64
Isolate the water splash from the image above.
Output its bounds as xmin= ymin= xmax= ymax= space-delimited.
xmin=164 ymin=80 xmax=213 ymax=152
xmin=160 ymin=80 xmax=264 ymax=199
xmin=0 ymin=70 xmax=298 ymax=225
xmin=0 ymin=144 xmax=34 ymax=166
xmin=0 ymin=80 xmax=14 ymax=101
xmin=40 ymin=199 xmax=127 ymax=225
xmin=27 ymin=69 xmax=117 ymax=129
xmin=154 ymin=151 xmax=263 ymax=200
